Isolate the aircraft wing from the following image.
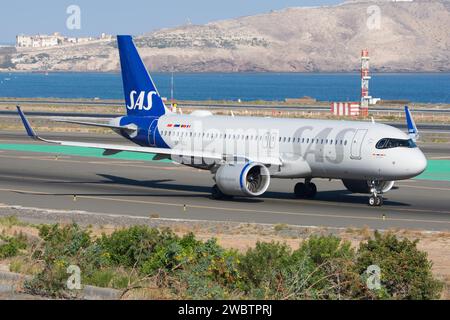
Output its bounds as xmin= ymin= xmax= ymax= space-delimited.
xmin=53 ymin=119 xmax=137 ymax=134
xmin=17 ymin=106 xmax=281 ymax=166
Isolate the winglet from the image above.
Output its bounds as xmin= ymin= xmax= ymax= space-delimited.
xmin=16 ymin=106 xmax=38 ymax=139
xmin=405 ymin=105 xmax=419 ymax=141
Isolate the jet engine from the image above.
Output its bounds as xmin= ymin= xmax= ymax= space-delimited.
xmin=215 ymin=162 xmax=270 ymax=197
xmin=342 ymin=180 xmax=395 ymax=194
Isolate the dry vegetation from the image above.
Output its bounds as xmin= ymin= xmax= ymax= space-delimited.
xmin=0 ymin=216 xmax=448 ymax=299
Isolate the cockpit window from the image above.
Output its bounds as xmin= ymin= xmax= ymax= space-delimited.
xmin=376 ymin=138 xmax=417 ymax=149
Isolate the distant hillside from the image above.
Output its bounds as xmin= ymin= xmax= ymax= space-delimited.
xmin=2 ymin=0 xmax=450 ymax=72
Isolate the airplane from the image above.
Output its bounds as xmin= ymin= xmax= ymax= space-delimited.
xmin=16 ymin=35 xmax=427 ymax=207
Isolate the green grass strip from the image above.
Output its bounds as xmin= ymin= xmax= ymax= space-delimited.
xmin=0 ymin=143 xmax=170 ymax=162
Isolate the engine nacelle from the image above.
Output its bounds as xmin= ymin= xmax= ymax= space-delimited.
xmin=215 ymin=162 xmax=270 ymax=197
xmin=342 ymin=180 xmax=395 ymax=194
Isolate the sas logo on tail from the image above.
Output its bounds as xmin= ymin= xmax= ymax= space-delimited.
xmin=127 ymin=90 xmax=159 ymax=110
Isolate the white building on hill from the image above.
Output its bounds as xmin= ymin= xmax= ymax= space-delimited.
xmin=16 ymin=32 xmax=112 ymax=48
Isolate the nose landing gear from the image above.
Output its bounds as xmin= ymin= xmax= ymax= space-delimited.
xmin=294 ymin=179 xmax=317 ymax=199
xmin=368 ymin=181 xmax=384 ymax=207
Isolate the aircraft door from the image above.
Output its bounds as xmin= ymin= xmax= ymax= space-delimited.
xmin=350 ymin=129 xmax=367 ymax=160
xmin=262 ymin=130 xmax=278 ymax=158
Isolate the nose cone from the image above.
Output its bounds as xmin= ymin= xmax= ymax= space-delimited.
xmin=407 ymin=150 xmax=427 ymax=177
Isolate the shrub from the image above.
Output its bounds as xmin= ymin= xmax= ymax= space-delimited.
xmin=25 ymin=224 xmax=90 ymax=298
xmin=37 ymin=224 xmax=92 ymax=259
xmin=0 ymin=233 xmax=28 ymax=259
xmin=356 ymin=231 xmax=443 ymax=299
xmin=98 ymin=226 xmax=177 ymax=269
xmin=238 ymin=241 xmax=293 ymax=298
xmin=294 ymin=235 xmax=354 ymax=265
xmin=140 ymin=232 xmax=200 ymax=275
xmin=288 ymin=235 xmax=362 ymax=300
xmin=20 ymin=223 xmax=443 ymax=300
xmin=238 ymin=236 xmax=363 ymax=300
xmin=170 ymin=238 xmax=242 ymax=299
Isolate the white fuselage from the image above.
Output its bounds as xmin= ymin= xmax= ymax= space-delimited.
xmin=153 ymin=112 xmax=427 ymax=182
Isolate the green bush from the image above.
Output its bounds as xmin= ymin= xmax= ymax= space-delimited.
xmin=98 ymin=226 xmax=176 ymax=268
xmin=37 ymin=224 xmax=92 ymax=259
xmin=356 ymin=231 xmax=443 ymax=300
xmin=238 ymin=236 xmax=364 ymax=299
xmin=25 ymin=224 xmax=95 ymax=298
xmin=0 ymin=233 xmax=28 ymax=259
xmin=171 ymin=238 xmax=242 ymax=299
xmin=239 ymin=241 xmax=292 ymax=297
xmin=20 ymin=224 xmax=443 ymax=300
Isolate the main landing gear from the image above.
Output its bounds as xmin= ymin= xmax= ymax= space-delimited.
xmin=294 ymin=179 xmax=317 ymax=199
xmin=368 ymin=181 xmax=384 ymax=207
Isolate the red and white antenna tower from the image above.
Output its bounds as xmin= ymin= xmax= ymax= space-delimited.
xmin=361 ymin=49 xmax=371 ymax=108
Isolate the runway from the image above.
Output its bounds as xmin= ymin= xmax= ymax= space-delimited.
xmin=0 ymin=132 xmax=449 ymax=231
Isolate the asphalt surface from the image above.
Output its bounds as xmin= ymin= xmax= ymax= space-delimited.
xmin=0 ymin=132 xmax=449 ymax=231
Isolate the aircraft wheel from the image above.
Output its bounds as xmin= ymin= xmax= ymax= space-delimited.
xmin=294 ymin=183 xmax=308 ymax=198
xmin=306 ymin=183 xmax=317 ymax=198
xmin=375 ymin=196 xmax=383 ymax=206
xmin=369 ymin=195 xmax=383 ymax=207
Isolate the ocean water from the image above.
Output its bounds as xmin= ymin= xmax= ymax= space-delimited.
xmin=0 ymin=72 xmax=449 ymax=103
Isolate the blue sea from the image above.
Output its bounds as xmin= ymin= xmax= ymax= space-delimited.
xmin=0 ymin=72 xmax=449 ymax=103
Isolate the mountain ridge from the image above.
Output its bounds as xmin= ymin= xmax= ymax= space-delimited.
xmin=1 ymin=0 xmax=449 ymax=72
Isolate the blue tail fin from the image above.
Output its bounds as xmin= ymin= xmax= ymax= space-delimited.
xmin=117 ymin=35 xmax=168 ymax=117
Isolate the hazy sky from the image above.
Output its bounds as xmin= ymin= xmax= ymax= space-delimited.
xmin=0 ymin=0 xmax=341 ymax=43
